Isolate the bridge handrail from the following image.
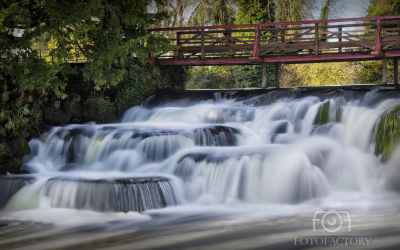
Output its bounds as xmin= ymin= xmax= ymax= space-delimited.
xmin=149 ymin=15 xmax=400 ymax=32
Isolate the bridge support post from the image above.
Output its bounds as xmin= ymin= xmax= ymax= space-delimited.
xmin=262 ymin=63 xmax=267 ymax=88
xmin=383 ymin=58 xmax=388 ymax=84
xmin=394 ymin=58 xmax=399 ymax=85
xmin=275 ymin=63 xmax=280 ymax=88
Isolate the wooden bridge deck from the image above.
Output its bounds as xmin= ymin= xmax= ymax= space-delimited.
xmin=148 ymin=16 xmax=400 ymax=66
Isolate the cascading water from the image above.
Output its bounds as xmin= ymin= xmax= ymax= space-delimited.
xmin=2 ymin=87 xmax=400 ymax=218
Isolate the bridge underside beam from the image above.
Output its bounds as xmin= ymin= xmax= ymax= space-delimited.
xmin=153 ymin=51 xmax=400 ymax=66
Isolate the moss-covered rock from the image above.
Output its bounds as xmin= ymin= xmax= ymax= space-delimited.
xmin=314 ymin=101 xmax=330 ymax=125
xmin=43 ymin=107 xmax=71 ymax=125
xmin=335 ymin=107 xmax=342 ymax=122
xmin=375 ymin=105 xmax=400 ymax=160
xmin=7 ymin=138 xmax=31 ymax=156
xmin=5 ymin=158 xmax=22 ymax=173
xmin=25 ymin=128 xmax=38 ymax=141
xmin=0 ymin=125 xmax=6 ymax=137
xmin=84 ymin=98 xmax=116 ymax=123
xmin=0 ymin=91 xmax=10 ymax=103
xmin=30 ymin=102 xmax=43 ymax=121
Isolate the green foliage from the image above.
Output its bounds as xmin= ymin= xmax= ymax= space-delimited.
xmin=235 ymin=0 xmax=275 ymax=25
xmin=0 ymin=105 xmax=32 ymax=138
xmin=281 ymin=62 xmax=357 ymax=87
xmin=367 ymin=0 xmax=400 ymax=17
xmin=375 ymin=105 xmax=400 ymax=160
xmin=354 ymin=60 xmax=396 ymax=84
xmin=0 ymin=1 xmax=67 ymax=96
xmin=114 ymin=62 xmax=188 ymax=113
xmin=85 ymin=98 xmax=116 ymax=123
xmin=186 ymin=66 xmax=235 ymax=89
xmin=232 ymin=1 xmax=275 ymax=89
xmin=114 ymin=63 xmax=148 ymax=113
xmin=188 ymin=0 xmax=235 ymax=26
xmin=159 ymin=65 xmax=188 ymax=90
xmin=234 ymin=65 xmax=275 ymax=88
xmin=275 ymin=0 xmax=316 ymax=22
xmin=357 ymin=0 xmax=400 ymax=84
xmin=0 ymin=0 xmax=173 ymax=97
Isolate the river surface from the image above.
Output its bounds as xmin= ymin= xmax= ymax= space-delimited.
xmin=1 ymin=86 xmax=400 ymax=249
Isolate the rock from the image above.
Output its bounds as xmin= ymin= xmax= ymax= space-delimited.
xmin=26 ymin=128 xmax=38 ymax=140
xmin=11 ymin=98 xmax=24 ymax=108
xmin=0 ymin=165 xmax=7 ymax=175
xmin=5 ymin=158 xmax=22 ymax=173
xmin=43 ymin=107 xmax=71 ymax=125
xmin=0 ymin=125 xmax=6 ymax=137
xmin=0 ymin=91 xmax=10 ymax=103
xmin=7 ymin=138 xmax=31 ymax=156
xmin=52 ymin=100 xmax=60 ymax=109
xmin=0 ymin=142 xmax=10 ymax=156
xmin=24 ymin=95 xmax=33 ymax=103
xmin=10 ymin=89 xmax=25 ymax=109
xmin=30 ymin=102 xmax=43 ymax=121
xmin=67 ymin=92 xmax=81 ymax=103
xmin=36 ymin=89 xmax=46 ymax=98
xmin=64 ymin=101 xmax=83 ymax=118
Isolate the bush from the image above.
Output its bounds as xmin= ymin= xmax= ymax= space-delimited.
xmin=234 ymin=65 xmax=275 ymax=88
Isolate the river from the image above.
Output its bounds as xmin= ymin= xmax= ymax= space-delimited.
xmin=1 ymin=86 xmax=400 ymax=249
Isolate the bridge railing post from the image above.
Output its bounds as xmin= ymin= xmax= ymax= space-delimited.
xmin=315 ymin=23 xmax=319 ymax=55
xmin=280 ymin=29 xmax=285 ymax=55
xmin=174 ymin=32 xmax=181 ymax=58
xmin=227 ymin=31 xmax=233 ymax=57
xmin=394 ymin=58 xmax=398 ymax=85
xmin=376 ymin=19 xmax=381 ymax=52
xmin=253 ymin=27 xmax=259 ymax=57
xmin=201 ymin=29 xmax=205 ymax=60
xmin=338 ymin=26 xmax=342 ymax=53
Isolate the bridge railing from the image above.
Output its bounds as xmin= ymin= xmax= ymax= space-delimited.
xmin=149 ymin=16 xmax=400 ymax=62
xmin=36 ymin=49 xmax=88 ymax=63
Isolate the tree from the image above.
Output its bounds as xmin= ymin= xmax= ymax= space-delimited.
xmin=0 ymin=0 xmax=173 ymax=96
xmin=151 ymin=0 xmax=193 ymax=29
xmin=367 ymin=0 xmax=400 ymax=17
xmin=234 ymin=64 xmax=275 ymax=88
xmin=355 ymin=0 xmax=400 ymax=84
xmin=186 ymin=66 xmax=235 ymax=89
xmin=274 ymin=0 xmax=316 ymax=22
xmin=235 ymin=0 xmax=274 ymax=25
xmin=188 ymin=0 xmax=236 ymax=26
xmin=233 ymin=0 xmax=276 ymax=88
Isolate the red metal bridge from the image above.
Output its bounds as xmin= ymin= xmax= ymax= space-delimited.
xmin=148 ymin=16 xmax=400 ymax=86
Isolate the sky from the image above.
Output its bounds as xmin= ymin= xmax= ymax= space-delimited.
xmin=314 ymin=0 xmax=371 ymax=20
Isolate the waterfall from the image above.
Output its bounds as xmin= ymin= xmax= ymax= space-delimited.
xmin=0 ymin=177 xmax=32 ymax=209
xmin=2 ymin=87 xmax=400 ymax=214
xmin=41 ymin=177 xmax=177 ymax=212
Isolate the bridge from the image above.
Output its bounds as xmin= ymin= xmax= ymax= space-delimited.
xmin=148 ymin=16 xmax=400 ymax=87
